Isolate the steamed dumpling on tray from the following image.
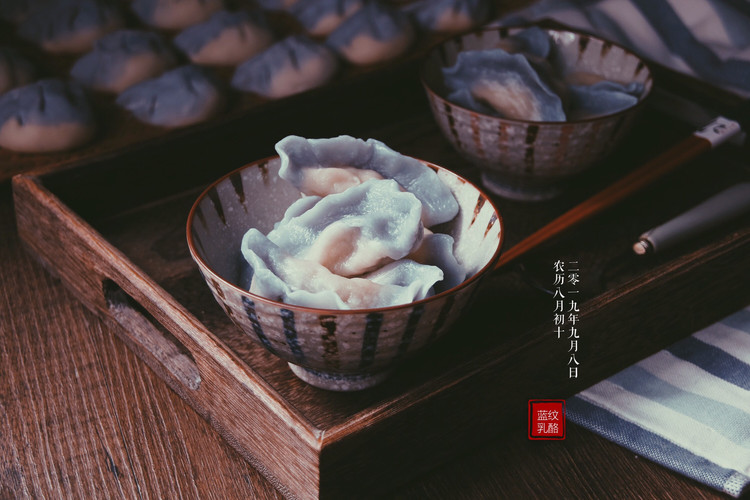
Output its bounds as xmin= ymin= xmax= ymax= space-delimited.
xmin=17 ymin=0 xmax=124 ymax=54
xmin=174 ymin=9 xmax=274 ymax=66
xmin=116 ymin=65 xmax=223 ymax=127
xmin=289 ymin=0 xmax=364 ymax=37
xmin=131 ymin=0 xmax=224 ymax=30
xmin=0 ymin=79 xmax=96 ymax=152
xmin=71 ymin=30 xmax=177 ymax=93
xmin=326 ymin=2 xmax=414 ymax=65
xmin=231 ymin=35 xmax=338 ymax=98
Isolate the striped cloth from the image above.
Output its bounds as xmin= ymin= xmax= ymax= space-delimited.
xmin=499 ymin=0 xmax=750 ymax=97
xmin=567 ymin=306 xmax=750 ymax=497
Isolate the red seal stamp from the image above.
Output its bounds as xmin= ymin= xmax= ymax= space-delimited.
xmin=528 ymin=400 xmax=566 ymax=440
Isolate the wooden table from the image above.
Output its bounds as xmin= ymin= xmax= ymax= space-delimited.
xmin=1 ymin=179 xmax=725 ymax=499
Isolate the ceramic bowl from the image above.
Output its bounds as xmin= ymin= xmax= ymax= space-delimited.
xmin=187 ymin=156 xmax=503 ymax=391
xmin=421 ymin=26 xmax=653 ymax=201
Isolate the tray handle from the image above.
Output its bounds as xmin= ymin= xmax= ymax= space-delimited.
xmin=103 ymin=279 xmax=201 ymax=391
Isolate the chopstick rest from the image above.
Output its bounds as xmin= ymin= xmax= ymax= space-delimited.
xmin=634 ymin=183 xmax=750 ymax=255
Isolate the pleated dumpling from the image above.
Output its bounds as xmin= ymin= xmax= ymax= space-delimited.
xmin=567 ymin=81 xmax=644 ymax=120
xmin=241 ymin=229 xmax=443 ymax=310
xmin=276 ymin=135 xmax=459 ymax=227
xmin=231 ymin=35 xmax=338 ymax=98
xmin=442 ymin=48 xmax=566 ymax=121
xmin=0 ymin=79 xmax=96 ymax=152
xmin=326 ymin=2 xmax=414 ymax=65
xmin=116 ymin=65 xmax=223 ymax=127
xmin=17 ymin=0 xmax=124 ymax=54
xmin=0 ymin=47 xmax=35 ymax=95
xmin=404 ymin=0 xmax=490 ymax=34
xmin=268 ymin=179 xmax=424 ymax=277
xmin=290 ymin=0 xmax=364 ymax=37
xmin=131 ymin=0 xmax=223 ymax=30
xmin=407 ymin=232 xmax=464 ymax=292
xmin=174 ymin=10 xmax=273 ymax=66
xmin=71 ymin=30 xmax=177 ymax=93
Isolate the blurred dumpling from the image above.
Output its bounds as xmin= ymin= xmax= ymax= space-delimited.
xmin=276 ymin=135 xmax=459 ymax=227
xmin=442 ymin=48 xmax=566 ymax=121
xmin=231 ymin=35 xmax=338 ymax=98
xmin=326 ymin=2 xmax=414 ymax=65
xmin=71 ymin=30 xmax=177 ymax=93
xmin=0 ymin=47 xmax=35 ymax=95
xmin=289 ymin=0 xmax=364 ymax=37
xmin=404 ymin=0 xmax=490 ymax=33
xmin=567 ymin=81 xmax=644 ymax=120
xmin=131 ymin=0 xmax=223 ymax=30
xmin=116 ymin=65 xmax=223 ymax=127
xmin=267 ymin=179 xmax=424 ymax=277
xmin=17 ymin=0 xmax=124 ymax=54
xmin=0 ymin=79 xmax=96 ymax=152
xmin=174 ymin=10 xmax=273 ymax=66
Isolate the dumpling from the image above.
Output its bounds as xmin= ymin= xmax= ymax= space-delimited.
xmin=289 ymin=0 xmax=364 ymax=37
xmin=130 ymin=0 xmax=223 ymax=30
xmin=241 ymin=228 xmax=443 ymax=310
xmin=231 ymin=35 xmax=338 ymax=98
xmin=70 ymin=30 xmax=177 ymax=93
xmin=267 ymin=179 xmax=424 ymax=277
xmin=326 ymin=2 xmax=414 ymax=65
xmin=0 ymin=47 xmax=35 ymax=95
xmin=17 ymin=0 xmax=124 ymax=54
xmin=442 ymin=48 xmax=566 ymax=121
xmin=567 ymin=81 xmax=644 ymax=120
xmin=0 ymin=79 xmax=95 ymax=152
xmin=173 ymin=10 xmax=273 ymax=66
xmin=495 ymin=26 xmax=552 ymax=60
xmin=407 ymin=232 xmax=464 ymax=292
xmin=116 ymin=65 xmax=223 ymax=127
xmin=404 ymin=0 xmax=490 ymax=34
xmin=275 ymin=135 xmax=459 ymax=227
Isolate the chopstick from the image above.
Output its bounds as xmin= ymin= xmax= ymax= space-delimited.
xmin=494 ymin=115 xmax=743 ymax=270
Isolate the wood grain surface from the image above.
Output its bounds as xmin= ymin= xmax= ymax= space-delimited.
xmin=1 ymin=171 xmax=739 ymax=499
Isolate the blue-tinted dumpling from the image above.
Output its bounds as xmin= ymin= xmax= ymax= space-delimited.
xmin=0 ymin=79 xmax=95 ymax=152
xmin=496 ymin=26 xmax=552 ymax=60
xmin=116 ymin=65 xmax=223 ymax=127
xmin=174 ymin=10 xmax=273 ymax=66
xmin=276 ymin=135 xmax=460 ymax=227
xmin=326 ymin=2 xmax=414 ymax=65
xmin=0 ymin=47 xmax=35 ymax=95
xmin=567 ymin=81 xmax=644 ymax=120
xmin=71 ymin=30 xmax=177 ymax=93
xmin=442 ymin=48 xmax=566 ymax=121
xmin=407 ymin=232 xmax=464 ymax=292
xmin=131 ymin=0 xmax=223 ymax=30
xmin=231 ymin=35 xmax=338 ymax=98
xmin=404 ymin=0 xmax=490 ymax=34
xmin=290 ymin=0 xmax=364 ymax=37
xmin=268 ymin=179 xmax=424 ymax=277
xmin=241 ymin=229 xmax=442 ymax=309
xmin=17 ymin=0 xmax=124 ymax=54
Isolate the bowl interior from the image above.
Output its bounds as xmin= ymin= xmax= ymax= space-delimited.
xmin=188 ymin=158 xmax=503 ymax=308
xmin=422 ymin=27 xmax=653 ymax=116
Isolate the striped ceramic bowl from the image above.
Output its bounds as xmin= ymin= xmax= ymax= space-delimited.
xmin=421 ymin=26 xmax=653 ymax=201
xmin=187 ymin=156 xmax=504 ymax=391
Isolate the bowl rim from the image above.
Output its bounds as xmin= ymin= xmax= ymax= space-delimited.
xmin=186 ymin=153 xmax=505 ymax=315
xmin=419 ymin=24 xmax=654 ymax=126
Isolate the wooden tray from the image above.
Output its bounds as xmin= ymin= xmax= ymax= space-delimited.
xmin=12 ymin=65 xmax=750 ymax=499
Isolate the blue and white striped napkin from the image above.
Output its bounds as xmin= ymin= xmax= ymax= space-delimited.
xmin=499 ymin=0 xmax=750 ymax=97
xmin=567 ymin=306 xmax=750 ymax=497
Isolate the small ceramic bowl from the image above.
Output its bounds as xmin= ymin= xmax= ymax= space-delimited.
xmin=421 ymin=26 xmax=653 ymax=201
xmin=187 ymin=156 xmax=503 ymax=391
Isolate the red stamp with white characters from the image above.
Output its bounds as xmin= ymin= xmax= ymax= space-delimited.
xmin=528 ymin=400 xmax=566 ymax=440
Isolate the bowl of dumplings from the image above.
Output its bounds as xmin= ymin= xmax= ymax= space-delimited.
xmin=187 ymin=135 xmax=504 ymax=391
xmin=421 ymin=26 xmax=653 ymax=201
